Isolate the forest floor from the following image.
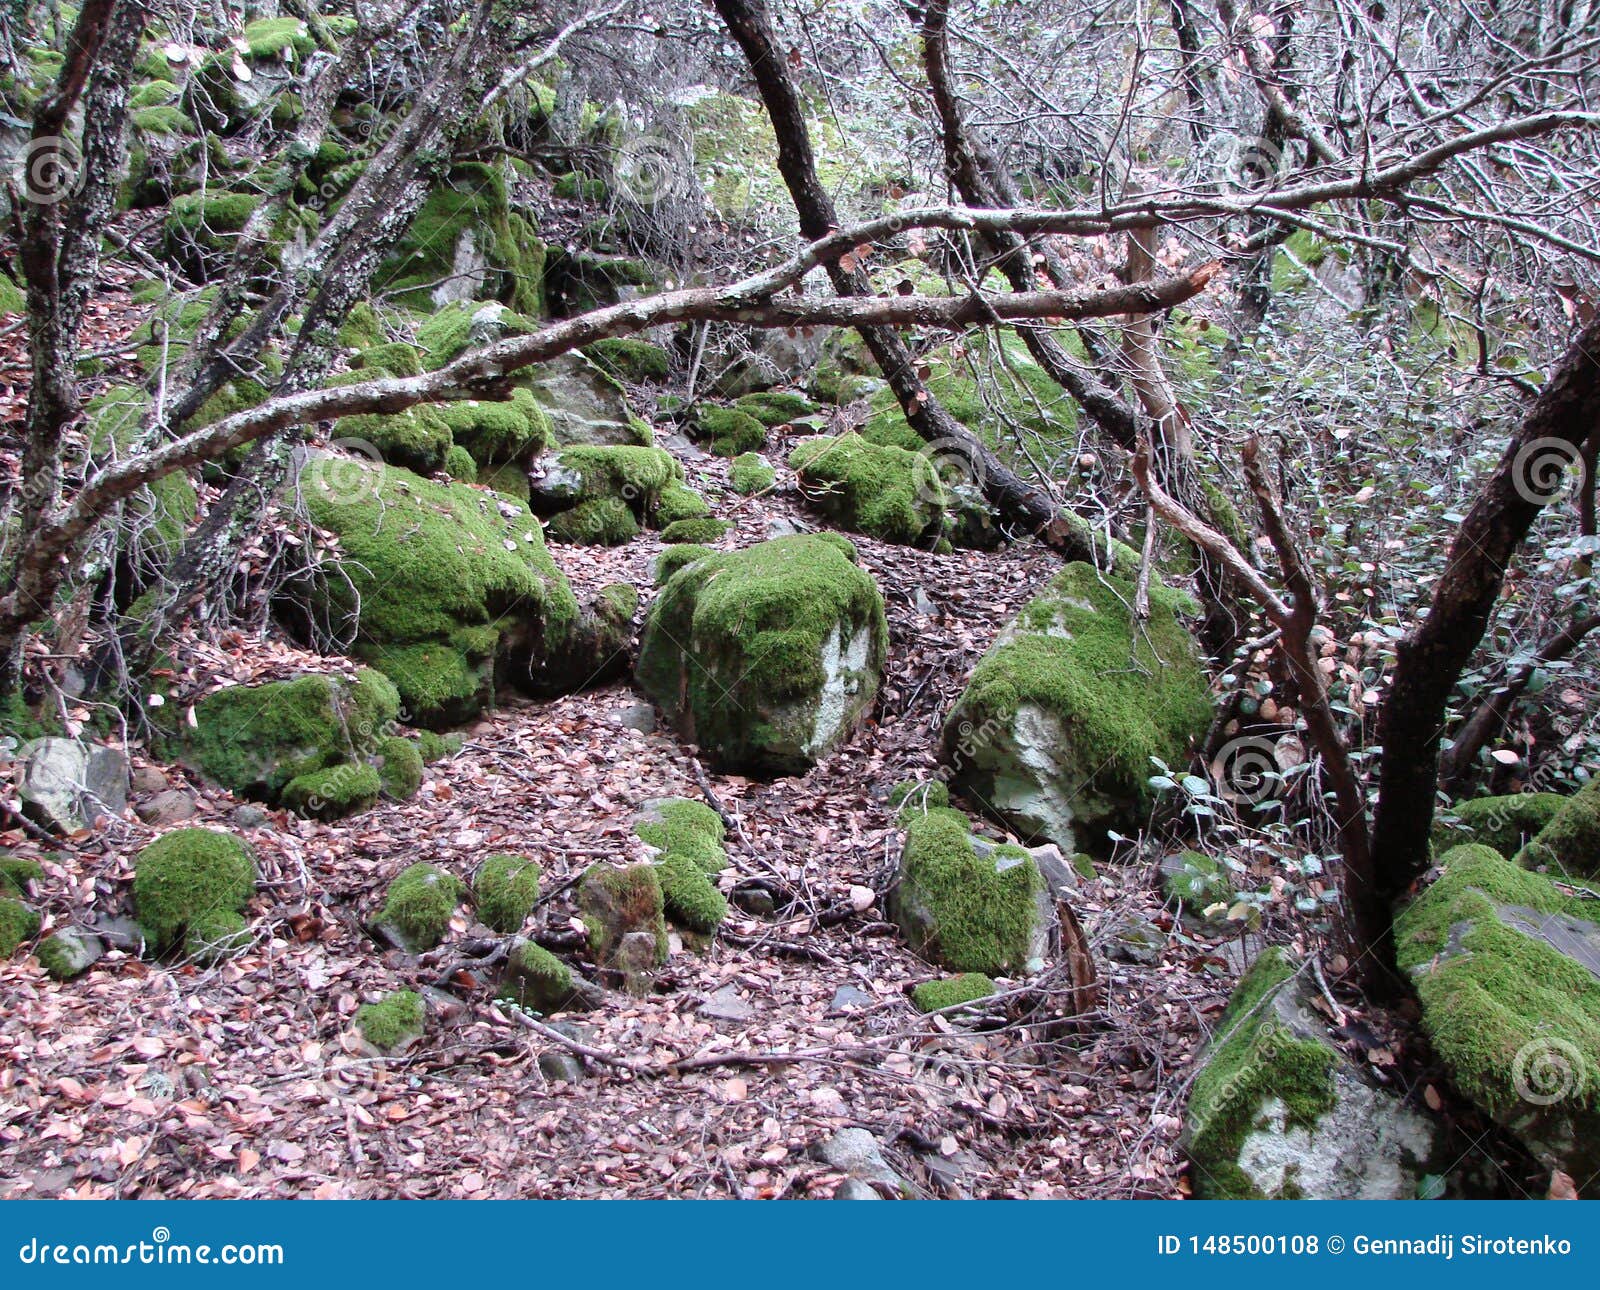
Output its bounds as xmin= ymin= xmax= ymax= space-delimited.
xmin=0 ymin=288 xmax=1244 ymax=1199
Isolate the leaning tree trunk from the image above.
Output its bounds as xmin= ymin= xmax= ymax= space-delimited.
xmin=1366 ymin=316 xmax=1600 ymax=980
xmin=713 ymin=0 xmax=1103 ymax=563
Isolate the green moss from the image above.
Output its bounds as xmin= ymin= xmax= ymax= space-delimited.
xmin=636 ymin=799 xmax=727 ymax=873
xmin=660 ymin=517 xmax=730 ymax=544
xmin=584 ymin=337 xmax=670 ymax=383
xmin=132 ymin=828 xmax=256 ymax=953
xmin=656 ymin=852 xmax=728 ymax=933
xmin=444 ymin=444 xmax=477 ymax=481
xmin=1433 ymin=792 xmax=1567 ymax=858
xmin=0 ymin=855 xmax=44 ymax=898
xmin=332 ymin=408 xmax=452 ymax=475
xmin=501 ymin=940 xmax=575 ymax=1012
xmin=730 ymin=453 xmax=775 ymax=495
xmin=734 ymin=390 xmax=814 ymax=427
xmin=241 ymin=16 xmax=315 ymax=60
xmin=480 ymin=461 xmax=531 ymax=501
xmin=1396 ymin=845 xmax=1600 ymax=1122
xmin=890 ymin=779 xmax=951 ymax=818
xmin=35 ymin=931 xmax=91 ymax=979
xmin=475 ymin=853 xmax=542 ymax=933
xmin=557 ymin=445 xmax=681 ymax=500
xmin=1185 ymin=948 xmax=1338 ymax=1199
xmin=131 ymin=105 xmax=194 ymax=136
xmin=375 ymin=736 xmax=423 ymax=800
xmin=944 ymin=561 xmax=1210 ymax=838
xmin=1165 ymin=851 xmax=1234 ymax=917
xmin=355 ymin=990 xmax=424 ymax=1053
xmin=340 ymin=303 xmax=385 ymax=349
xmin=653 ymin=482 xmax=711 ymax=525
xmin=85 ymin=386 xmax=198 ymax=564
xmin=353 ymin=341 xmax=423 ymax=378
xmin=435 ymin=388 xmax=551 ymax=466
xmin=635 ymin=535 xmax=888 ymax=773
xmin=0 ymin=276 xmax=25 ymax=318
xmin=546 ymin=496 xmax=640 ymax=546
xmin=1515 ymin=779 xmax=1600 ymax=876
xmin=383 ymin=166 xmax=545 ymax=315
xmin=579 ymin=863 xmax=668 ymax=965
xmin=790 ymin=433 xmax=945 ymax=547
xmin=599 ymin=584 xmax=640 ymax=622
xmin=184 ymin=672 xmax=396 ymax=803
xmin=553 ymin=170 xmax=608 ymax=202
xmin=653 ymin=544 xmax=715 ymax=584
xmin=300 ymin=459 xmax=578 ymax=726
xmin=377 ymin=863 xmax=466 ymax=951
xmin=281 ymin=762 xmax=382 ymax=819
xmin=693 ymin=406 xmax=766 ymax=457
xmin=893 ymin=808 xmax=1042 ymax=974
xmin=184 ymin=910 xmax=251 ymax=964
xmin=0 ymin=898 xmax=40 ymax=957
xmin=911 ymin=973 xmax=996 ymax=1012
xmin=414 ymin=731 xmax=462 ymax=765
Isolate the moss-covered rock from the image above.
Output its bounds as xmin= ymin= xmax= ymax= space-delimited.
xmin=181 ymin=669 xmax=398 ymax=810
xmin=355 ymin=990 xmax=425 ymax=1054
xmin=435 ymin=388 xmax=552 ymax=467
xmin=943 ymin=562 xmax=1210 ymax=853
xmin=331 ymin=406 xmax=452 ymax=476
xmin=375 ymin=863 xmax=466 ymax=953
xmin=159 ymin=190 xmax=262 ymax=277
xmin=889 ymin=779 xmax=951 ymax=816
xmin=889 ymin=804 xmax=1049 ymax=975
xmin=415 ymin=731 xmax=462 ymax=765
xmin=578 ymin=863 xmax=669 ymax=979
xmin=444 ymin=444 xmax=477 ymax=482
xmin=382 ymin=165 xmax=544 ymax=314
xmin=375 ymin=736 xmax=424 ymax=800
xmin=415 ymin=298 xmax=538 ymax=368
xmin=1515 ymin=779 xmax=1600 ymax=877
xmin=0 ymin=855 xmax=44 ymax=899
xmin=0 ymin=897 xmax=40 ymax=958
xmin=475 ymin=854 xmax=542 ymax=933
xmin=351 ymin=341 xmax=423 ymax=378
xmin=636 ymin=535 xmax=887 ymax=774
xmin=545 ymin=496 xmax=641 ymax=546
xmin=653 ymin=482 xmax=712 ymax=525
xmin=734 ymin=390 xmax=816 ymax=428
xmin=659 ymin=517 xmax=730 ymax=545
xmin=296 ymin=456 xmax=579 ymax=726
xmin=522 ymin=351 xmax=652 ymax=448
xmin=635 ymin=798 xmax=729 ymax=934
xmin=1183 ymin=947 xmax=1443 ymax=1198
xmin=653 ymin=544 xmax=716 ymax=584
xmin=911 ymin=973 xmax=997 ymax=1013
xmin=184 ymin=909 xmax=252 ymax=964
xmin=530 ymin=444 xmax=682 ymax=529
xmin=584 ymin=337 xmax=671 ymax=384
xmin=1433 ymin=792 xmax=1568 ymax=859
xmin=790 ymin=433 xmax=946 ymax=547
xmin=86 ymin=386 xmax=198 ymax=572
xmin=1397 ymin=845 xmax=1600 ymax=1191
xmin=132 ymin=828 xmax=256 ymax=954
xmin=281 ymin=762 xmax=382 ymax=819
xmin=35 ymin=927 xmax=105 ymax=979
xmin=692 ymin=405 xmax=766 ymax=457
xmin=729 ymin=453 xmax=775 ymax=495
xmin=500 ymin=939 xmax=579 ymax=1012
xmin=1162 ymin=850 xmax=1235 ymax=920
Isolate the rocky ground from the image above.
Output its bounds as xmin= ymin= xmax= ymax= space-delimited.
xmin=0 ymin=440 xmax=1244 ymax=1199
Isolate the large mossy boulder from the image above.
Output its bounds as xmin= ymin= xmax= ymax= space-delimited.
xmin=1514 ymin=778 xmax=1600 ymax=877
xmin=942 ymin=562 xmax=1210 ymax=853
xmin=1183 ymin=947 xmax=1445 ymax=1198
xmin=790 ymin=434 xmax=946 ymax=548
xmin=889 ymin=800 xmax=1052 ymax=976
xmin=132 ymin=828 xmax=257 ymax=955
xmin=1397 ymin=844 xmax=1600 ymax=1192
xmin=296 ymin=456 xmax=579 ymax=727
xmin=373 ymin=862 xmax=466 ymax=953
xmin=1434 ymin=791 xmax=1567 ymax=859
xmin=179 ymin=669 xmax=399 ymax=812
xmin=635 ymin=535 xmax=887 ymax=774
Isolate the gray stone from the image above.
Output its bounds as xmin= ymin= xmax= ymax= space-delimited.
xmin=1105 ymin=915 xmax=1164 ymax=966
xmin=230 ymin=804 xmax=270 ymax=830
xmin=37 ymin=927 xmax=104 ymax=979
xmin=699 ymin=983 xmax=755 ymax=1021
xmin=609 ymin=702 xmax=657 ymax=734
xmin=613 ymin=930 xmax=661 ymax=997
xmin=1183 ymin=948 xmax=1445 ymax=1198
xmin=129 ymin=765 xmax=169 ymax=795
xmin=764 ymin=516 xmax=807 ymax=540
xmin=833 ymin=1178 xmax=881 ymax=1200
xmin=16 ymin=738 xmax=128 ymax=833
xmin=730 ymin=885 xmax=776 ymax=918
xmin=136 ymin=788 xmax=198 ymax=826
xmin=525 ymin=351 xmax=649 ymax=447
xmin=539 ymin=1050 xmax=584 ymax=1083
xmin=913 ymin=588 xmax=937 ymax=617
xmin=93 ymin=914 xmax=146 ymax=954
xmin=419 ymin=985 xmax=467 ymax=1024
xmin=812 ymin=1127 xmax=902 ymax=1191
xmin=1027 ymin=843 xmax=1080 ymax=898
xmin=704 ymin=325 xmax=830 ymax=398
xmin=828 ymin=985 xmax=876 ymax=1014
